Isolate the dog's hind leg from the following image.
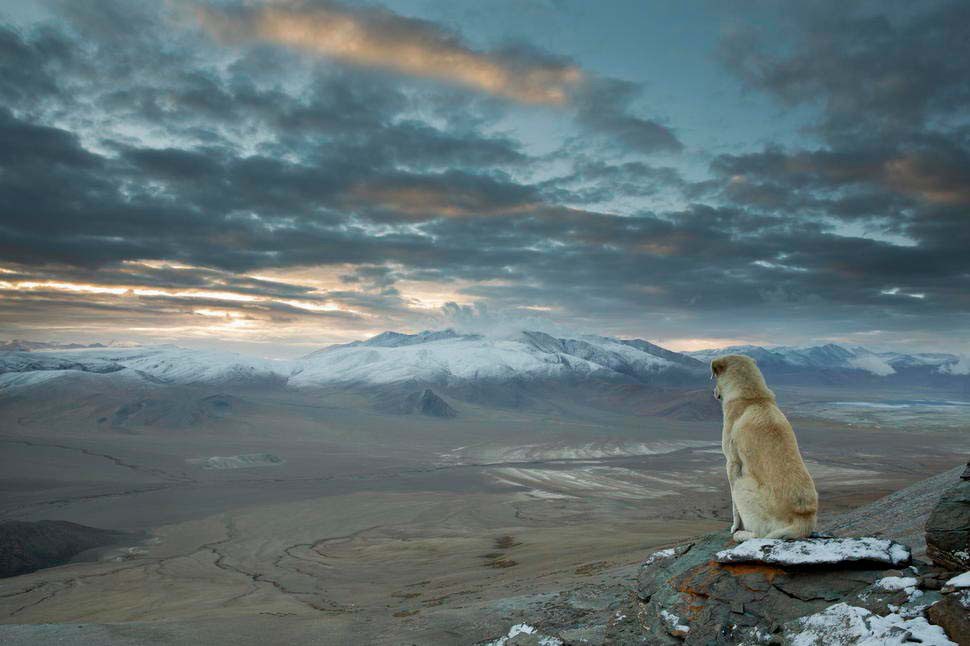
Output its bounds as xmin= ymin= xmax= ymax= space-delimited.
xmin=732 ymin=530 xmax=756 ymax=542
xmin=762 ymin=521 xmax=812 ymax=540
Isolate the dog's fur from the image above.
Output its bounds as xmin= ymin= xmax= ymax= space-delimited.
xmin=712 ymin=355 xmax=818 ymax=542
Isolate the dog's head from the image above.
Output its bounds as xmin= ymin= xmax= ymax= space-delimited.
xmin=710 ymin=354 xmax=772 ymax=403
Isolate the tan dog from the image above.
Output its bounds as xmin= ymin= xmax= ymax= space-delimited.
xmin=712 ymin=355 xmax=818 ymax=541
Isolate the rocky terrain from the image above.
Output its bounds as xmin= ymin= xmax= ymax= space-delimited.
xmin=476 ymin=463 xmax=970 ymax=645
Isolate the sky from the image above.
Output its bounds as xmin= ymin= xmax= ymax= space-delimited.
xmin=0 ymin=0 xmax=968 ymax=357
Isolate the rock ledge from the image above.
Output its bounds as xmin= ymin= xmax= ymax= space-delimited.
xmin=715 ymin=536 xmax=911 ymax=567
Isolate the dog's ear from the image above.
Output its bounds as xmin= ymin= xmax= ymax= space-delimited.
xmin=711 ymin=357 xmax=726 ymax=379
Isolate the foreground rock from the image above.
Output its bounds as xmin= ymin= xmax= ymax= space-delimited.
xmin=631 ymin=531 xmax=957 ymax=645
xmin=0 ymin=520 xmax=133 ymax=578
xmin=926 ymin=461 xmax=970 ymax=570
xmin=926 ymin=572 xmax=970 ymax=646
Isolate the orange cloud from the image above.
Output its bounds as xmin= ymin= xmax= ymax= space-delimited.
xmin=195 ymin=2 xmax=581 ymax=104
xmin=347 ymin=183 xmax=539 ymax=217
xmin=884 ymin=154 xmax=970 ymax=205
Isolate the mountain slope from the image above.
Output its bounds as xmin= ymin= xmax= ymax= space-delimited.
xmin=1 ymin=332 xmax=965 ymax=392
xmin=0 ymin=346 xmax=285 ymax=389
xmin=689 ymin=343 xmax=961 ymax=377
xmin=291 ymin=330 xmax=703 ymax=387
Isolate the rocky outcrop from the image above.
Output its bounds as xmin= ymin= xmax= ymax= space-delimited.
xmin=481 ymin=465 xmax=970 ymax=645
xmin=410 ymin=389 xmax=458 ymax=417
xmin=927 ymin=572 xmax=970 ymax=646
xmin=926 ymin=461 xmax=970 ymax=570
xmin=630 ymin=532 xmax=959 ymax=645
xmin=0 ymin=520 xmax=133 ymax=578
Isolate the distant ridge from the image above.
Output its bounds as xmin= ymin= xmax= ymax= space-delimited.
xmin=0 ymin=332 xmax=966 ymax=391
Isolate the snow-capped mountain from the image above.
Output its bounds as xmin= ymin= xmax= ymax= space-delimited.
xmin=688 ymin=343 xmax=961 ymax=376
xmin=1 ymin=332 xmax=965 ymax=392
xmin=292 ymin=330 xmax=703 ymax=386
xmin=0 ymin=345 xmax=284 ymax=389
xmin=0 ymin=330 xmax=704 ymax=390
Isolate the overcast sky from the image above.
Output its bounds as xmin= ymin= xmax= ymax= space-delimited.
xmin=0 ymin=0 xmax=968 ymax=357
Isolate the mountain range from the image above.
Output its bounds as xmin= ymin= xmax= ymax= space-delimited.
xmin=0 ymin=330 xmax=966 ymax=392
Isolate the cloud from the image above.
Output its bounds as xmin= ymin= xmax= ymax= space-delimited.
xmin=939 ymin=355 xmax=970 ymax=376
xmin=719 ymin=2 xmax=970 ymax=140
xmin=573 ymin=78 xmax=682 ymax=154
xmin=195 ymin=0 xmax=582 ymax=105
xmin=711 ymin=142 xmax=970 ymax=212
xmin=540 ymin=158 xmax=687 ymax=205
xmin=193 ymin=1 xmax=681 ymax=154
xmin=347 ymin=170 xmax=541 ymax=218
xmin=1 ymin=0 xmax=968 ymax=352
xmin=847 ymin=354 xmax=895 ymax=376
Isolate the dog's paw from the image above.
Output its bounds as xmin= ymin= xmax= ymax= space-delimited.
xmin=732 ymin=530 xmax=755 ymax=543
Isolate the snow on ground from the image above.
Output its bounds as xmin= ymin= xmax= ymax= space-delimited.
xmin=485 ymin=623 xmax=563 ymax=646
xmin=945 ymin=571 xmax=970 ymax=589
xmin=784 ymin=602 xmax=954 ymax=646
xmin=473 ymin=440 xmax=717 ymax=463
xmin=874 ymin=576 xmax=919 ymax=592
xmin=187 ymin=454 xmax=285 ymax=470
xmin=716 ymin=537 xmax=910 ymax=566
xmin=491 ymin=463 xmax=716 ymax=501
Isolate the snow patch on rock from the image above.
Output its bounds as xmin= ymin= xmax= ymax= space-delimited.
xmin=660 ymin=609 xmax=690 ymax=636
xmin=875 ymin=576 xmax=919 ymax=592
xmin=944 ymin=570 xmax=970 ymax=589
xmin=643 ymin=548 xmax=676 ymax=566
xmin=716 ymin=537 xmax=911 ymax=567
xmin=784 ymin=602 xmax=954 ymax=645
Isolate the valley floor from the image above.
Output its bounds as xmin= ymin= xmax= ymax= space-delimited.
xmin=0 ymin=384 xmax=967 ymax=644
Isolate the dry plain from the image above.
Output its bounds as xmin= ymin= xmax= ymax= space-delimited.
xmin=0 ymin=378 xmax=967 ymax=644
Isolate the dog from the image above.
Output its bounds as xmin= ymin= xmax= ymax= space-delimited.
xmin=712 ymin=354 xmax=818 ymax=542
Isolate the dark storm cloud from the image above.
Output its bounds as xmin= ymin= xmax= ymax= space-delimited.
xmin=0 ymin=23 xmax=74 ymax=108
xmin=540 ymin=158 xmax=687 ymax=204
xmin=704 ymin=0 xmax=970 ymax=330
xmin=719 ymin=1 xmax=970 ymax=141
xmin=573 ymin=78 xmax=683 ymax=155
xmin=0 ymin=0 xmax=968 ymax=348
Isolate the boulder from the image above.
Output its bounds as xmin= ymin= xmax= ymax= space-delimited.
xmin=633 ymin=531 xmax=955 ymax=645
xmin=926 ymin=572 xmax=970 ymax=645
xmin=925 ymin=462 xmax=970 ymax=571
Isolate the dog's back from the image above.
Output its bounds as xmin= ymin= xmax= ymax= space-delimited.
xmin=733 ymin=400 xmax=817 ymax=520
xmin=714 ymin=355 xmax=818 ymax=540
